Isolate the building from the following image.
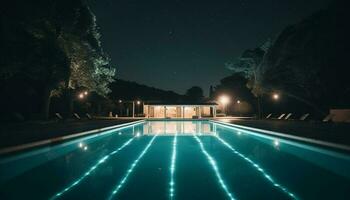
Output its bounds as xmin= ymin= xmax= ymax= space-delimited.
xmin=143 ymin=102 xmax=217 ymax=118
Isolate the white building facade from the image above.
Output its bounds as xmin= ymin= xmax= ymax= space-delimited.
xmin=143 ymin=103 xmax=217 ymax=118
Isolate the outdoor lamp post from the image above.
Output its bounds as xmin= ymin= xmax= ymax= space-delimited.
xmin=219 ymin=95 xmax=230 ymax=115
xmin=272 ymin=93 xmax=280 ymax=100
xmin=78 ymin=90 xmax=88 ymax=99
xmin=118 ymin=100 xmax=123 ymax=116
xmin=136 ymin=101 xmax=142 ymax=117
xmin=237 ymin=100 xmax=241 ymax=116
xmin=119 ymin=100 xmax=142 ymax=118
xmin=78 ymin=93 xmax=84 ymax=99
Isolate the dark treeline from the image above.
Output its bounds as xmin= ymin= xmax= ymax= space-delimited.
xmin=260 ymin=0 xmax=349 ymax=113
xmin=220 ymin=0 xmax=349 ymax=119
xmin=109 ymin=79 xmax=182 ymax=102
xmin=1 ymin=0 xmax=348 ymax=121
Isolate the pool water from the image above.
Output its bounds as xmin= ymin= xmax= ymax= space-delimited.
xmin=0 ymin=120 xmax=349 ymax=200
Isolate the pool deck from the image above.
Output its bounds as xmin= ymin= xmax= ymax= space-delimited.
xmin=214 ymin=119 xmax=350 ymax=148
xmin=0 ymin=118 xmax=142 ymax=151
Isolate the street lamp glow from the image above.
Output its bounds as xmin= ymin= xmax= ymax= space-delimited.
xmin=219 ymin=95 xmax=230 ymax=115
xmin=78 ymin=93 xmax=84 ymax=99
xmin=237 ymin=100 xmax=241 ymax=104
xmin=136 ymin=101 xmax=141 ymax=105
xmin=118 ymin=99 xmax=123 ymax=103
xmin=219 ymin=95 xmax=230 ymax=105
xmin=84 ymin=91 xmax=88 ymax=95
xmin=273 ymin=93 xmax=280 ymax=100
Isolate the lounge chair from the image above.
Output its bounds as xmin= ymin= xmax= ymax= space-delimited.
xmin=73 ymin=113 xmax=81 ymax=120
xmin=322 ymin=114 xmax=333 ymax=122
xmin=299 ymin=113 xmax=310 ymax=121
xmin=265 ymin=113 xmax=272 ymax=119
xmin=284 ymin=113 xmax=292 ymax=120
xmin=277 ymin=114 xmax=285 ymax=120
xmin=55 ymin=113 xmax=63 ymax=120
xmin=86 ymin=113 xmax=92 ymax=120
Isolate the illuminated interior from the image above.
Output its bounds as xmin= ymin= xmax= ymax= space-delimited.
xmin=144 ymin=104 xmax=216 ymax=118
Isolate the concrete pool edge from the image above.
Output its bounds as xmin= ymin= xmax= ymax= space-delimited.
xmin=211 ymin=120 xmax=350 ymax=152
xmin=0 ymin=120 xmax=145 ymax=155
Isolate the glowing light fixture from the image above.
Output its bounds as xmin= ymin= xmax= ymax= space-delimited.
xmin=136 ymin=101 xmax=141 ymax=105
xmin=84 ymin=91 xmax=88 ymax=95
xmin=273 ymin=93 xmax=280 ymax=100
xmin=215 ymin=135 xmax=297 ymax=199
xmin=51 ymin=138 xmax=135 ymax=199
xmin=78 ymin=93 xmax=84 ymax=99
xmin=108 ymin=135 xmax=158 ymax=199
xmin=274 ymin=139 xmax=280 ymax=147
xmin=193 ymin=135 xmax=235 ymax=200
xmin=219 ymin=95 xmax=230 ymax=105
xmin=219 ymin=95 xmax=230 ymax=115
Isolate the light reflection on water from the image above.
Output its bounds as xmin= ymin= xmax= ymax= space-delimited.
xmin=143 ymin=120 xmax=217 ymax=136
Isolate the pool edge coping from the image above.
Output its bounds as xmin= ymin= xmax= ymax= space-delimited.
xmin=0 ymin=120 xmax=145 ymax=155
xmin=211 ymin=120 xmax=350 ymax=152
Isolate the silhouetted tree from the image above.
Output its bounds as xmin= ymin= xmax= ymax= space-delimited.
xmin=0 ymin=0 xmax=115 ymax=120
xmin=209 ymin=85 xmax=214 ymax=98
xmin=212 ymin=73 xmax=255 ymax=115
xmin=225 ymin=40 xmax=271 ymax=118
xmin=185 ymin=86 xmax=204 ymax=101
xmin=259 ymin=1 xmax=349 ymax=114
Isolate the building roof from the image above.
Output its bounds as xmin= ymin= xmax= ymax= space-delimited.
xmin=144 ymin=101 xmax=217 ymax=106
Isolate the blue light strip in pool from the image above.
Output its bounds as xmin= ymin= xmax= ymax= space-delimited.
xmin=169 ymin=134 xmax=177 ymax=199
xmin=193 ymin=135 xmax=236 ymax=200
xmin=108 ymin=135 xmax=158 ymax=200
xmin=215 ymin=135 xmax=297 ymax=199
xmin=51 ymin=137 xmax=135 ymax=199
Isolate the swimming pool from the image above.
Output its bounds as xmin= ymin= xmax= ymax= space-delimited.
xmin=0 ymin=120 xmax=349 ymax=199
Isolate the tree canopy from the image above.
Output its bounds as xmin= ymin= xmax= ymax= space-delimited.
xmin=185 ymin=86 xmax=204 ymax=101
xmin=0 ymin=0 xmax=115 ymax=120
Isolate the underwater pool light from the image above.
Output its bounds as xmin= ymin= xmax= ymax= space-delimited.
xmin=215 ymin=135 xmax=297 ymax=199
xmin=169 ymin=134 xmax=177 ymax=199
xmin=193 ymin=135 xmax=235 ymax=200
xmin=108 ymin=135 xmax=158 ymax=200
xmin=51 ymin=138 xmax=135 ymax=199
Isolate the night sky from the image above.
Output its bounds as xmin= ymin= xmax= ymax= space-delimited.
xmin=91 ymin=0 xmax=330 ymax=96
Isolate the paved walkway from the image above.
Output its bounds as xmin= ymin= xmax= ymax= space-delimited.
xmin=0 ymin=119 xmax=140 ymax=149
xmin=215 ymin=119 xmax=350 ymax=147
